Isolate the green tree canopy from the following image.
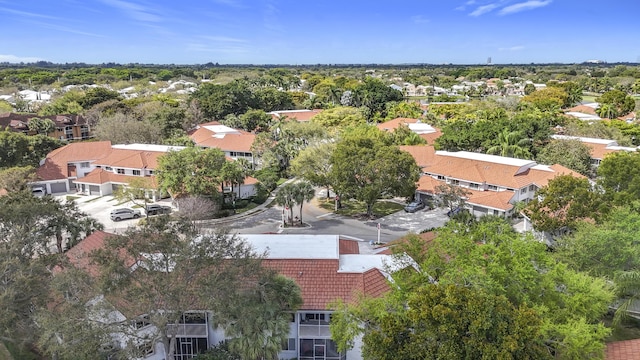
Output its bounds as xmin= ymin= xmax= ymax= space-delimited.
xmin=597 ymin=151 xmax=640 ymax=205
xmin=525 ymin=175 xmax=605 ymax=235
xmin=536 ymin=139 xmax=592 ymax=175
xmin=596 ymin=89 xmax=636 ymax=119
xmin=157 ymin=147 xmax=227 ymax=198
xmin=330 ymin=125 xmax=420 ymax=216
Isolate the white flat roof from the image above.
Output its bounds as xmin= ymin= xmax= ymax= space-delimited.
xmin=566 ymin=112 xmax=601 ymax=121
xmin=239 ymin=234 xmax=340 ymax=259
xmin=112 ymin=144 xmax=187 ymax=152
xmin=551 ymin=135 xmax=616 ymax=145
xmin=338 ymin=254 xmax=396 ymax=273
xmin=408 ymin=123 xmax=436 ymax=134
xmin=202 ymin=124 xmax=241 ymax=136
xmin=436 ymin=150 xmax=536 ymax=167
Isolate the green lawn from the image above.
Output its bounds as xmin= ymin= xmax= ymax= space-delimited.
xmin=318 ymin=199 xmax=404 ymax=218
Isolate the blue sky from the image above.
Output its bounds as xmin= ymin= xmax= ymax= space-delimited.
xmin=0 ymin=0 xmax=638 ymax=65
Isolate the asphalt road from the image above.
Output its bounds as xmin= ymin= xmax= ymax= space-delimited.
xmin=203 ymin=191 xmax=449 ymax=243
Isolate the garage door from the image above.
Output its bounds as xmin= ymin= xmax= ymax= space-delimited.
xmin=50 ymin=182 xmax=68 ymax=194
xmin=89 ymin=185 xmax=100 ymax=196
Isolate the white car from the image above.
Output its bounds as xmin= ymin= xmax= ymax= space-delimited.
xmin=110 ymin=208 xmax=142 ymax=221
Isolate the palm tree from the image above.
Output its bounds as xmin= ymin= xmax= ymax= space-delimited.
xmin=486 ymin=129 xmax=531 ymax=159
xmin=614 ymin=270 xmax=640 ymax=325
xmin=274 ymin=184 xmax=295 ymax=226
xmin=293 ymin=181 xmax=315 ymax=225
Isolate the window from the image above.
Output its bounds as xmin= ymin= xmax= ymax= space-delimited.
xmin=529 ymin=185 xmax=536 ymax=191
xmin=437 ymin=175 xmax=445 ymax=180
xmin=488 ymin=185 xmax=498 ymax=191
xmin=148 ymin=170 xmax=154 ymax=175
xmin=105 ymin=166 xmax=112 ymax=171
xmin=133 ymin=170 xmax=141 ymax=176
xmin=229 ymin=151 xmax=237 ymax=157
xmin=282 ymin=338 xmax=296 ymax=351
xmin=80 ymin=162 xmax=90 ymax=168
xmin=521 ymin=187 xmax=527 ymax=194
xmin=493 ymin=210 xmax=500 ymax=215
xmin=117 ymin=169 xmax=125 ymax=174
xmin=506 ymin=188 xmax=515 ymax=191
xmin=469 ymin=183 xmax=479 ymax=190
xmin=450 ymin=179 xmax=460 ymax=185
xmin=180 ymin=312 xmax=207 ymax=324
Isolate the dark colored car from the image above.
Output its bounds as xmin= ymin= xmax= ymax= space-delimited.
xmin=446 ymin=207 xmax=462 ymax=217
xmin=145 ymin=204 xmax=172 ymax=216
xmin=404 ymin=201 xmax=426 ymax=213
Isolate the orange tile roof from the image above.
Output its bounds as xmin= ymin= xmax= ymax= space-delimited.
xmin=264 ymin=259 xmax=390 ymax=310
xmin=190 ymin=126 xmax=256 ymax=152
xmin=586 ymin=142 xmax=622 ymax=160
xmin=339 ymin=239 xmax=360 ymax=255
xmin=568 ymin=104 xmax=597 ymax=115
xmin=419 ymin=128 xmax=442 ymax=145
xmin=606 ymin=338 xmax=640 ymax=360
xmin=36 ymin=141 xmax=113 ymax=181
xmin=61 ymin=230 xmax=116 ymax=277
xmin=416 ymin=175 xmax=443 ymax=194
xmin=74 ymin=168 xmax=158 ymax=187
xmin=377 ymin=117 xmax=420 ymax=132
xmin=94 ymin=149 xmax=165 ymax=169
xmin=399 ymin=145 xmax=437 ymax=167
xmin=466 ymin=189 xmax=515 ymax=211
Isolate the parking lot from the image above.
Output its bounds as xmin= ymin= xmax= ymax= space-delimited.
xmin=375 ymin=206 xmax=450 ymax=233
xmin=58 ymin=194 xmax=175 ymax=233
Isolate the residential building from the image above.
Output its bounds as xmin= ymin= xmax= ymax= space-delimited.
xmin=269 ymin=109 xmax=323 ymax=122
xmin=0 ymin=112 xmax=92 ymax=140
xmin=376 ymin=117 xmax=442 ymax=145
xmin=606 ymin=338 xmax=640 ymax=360
xmin=401 ymin=147 xmax=582 ymax=218
xmin=63 ymin=232 xmax=398 ymax=360
xmin=551 ymin=134 xmax=640 ymax=167
xmin=189 ymin=122 xmax=257 ymax=165
xmin=34 ymin=142 xmax=258 ymax=199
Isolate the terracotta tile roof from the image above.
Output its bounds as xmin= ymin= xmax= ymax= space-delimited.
xmin=0 ymin=112 xmax=88 ymax=132
xmin=419 ymin=128 xmax=442 ymax=145
xmin=271 ymin=109 xmax=323 ymax=122
xmin=339 ymin=239 xmax=360 ymax=255
xmin=416 ymin=175 xmax=443 ymax=194
xmin=61 ymin=230 xmax=116 ymax=276
xmin=74 ymin=168 xmax=158 ymax=187
xmin=36 ymin=141 xmax=113 ymax=181
xmin=94 ymin=149 xmax=165 ymax=169
xmin=264 ymin=259 xmax=390 ymax=310
xmin=400 ymin=145 xmax=437 ymax=167
xmin=466 ymin=189 xmax=515 ymax=211
xmin=377 ymin=117 xmax=420 ymax=132
xmin=568 ymin=105 xmax=597 ymax=115
xmin=606 ymin=338 xmax=640 ymax=360
xmin=190 ymin=126 xmax=256 ymax=152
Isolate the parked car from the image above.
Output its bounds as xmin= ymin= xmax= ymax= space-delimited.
xmin=31 ymin=186 xmax=46 ymax=197
xmin=404 ymin=201 xmax=426 ymax=213
xmin=110 ymin=208 xmax=142 ymax=221
xmin=145 ymin=204 xmax=172 ymax=216
xmin=446 ymin=207 xmax=462 ymax=217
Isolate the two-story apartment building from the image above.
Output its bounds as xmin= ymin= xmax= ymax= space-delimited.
xmin=189 ymin=122 xmax=257 ymax=166
xmin=551 ymin=134 xmax=640 ymax=167
xmin=34 ymin=142 xmax=258 ymax=200
xmin=401 ymin=147 xmax=582 ymax=218
xmin=64 ymin=232 xmax=397 ymax=360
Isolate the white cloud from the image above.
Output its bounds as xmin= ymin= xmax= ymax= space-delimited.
xmin=499 ymin=45 xmax=525 ymax=51
xmin=411 ymin=15 xmax=430 ymax=24
xmin=0 ymin=54 xmax=44 ymax=63
xmin=201 ymin=35 xmax=247 ymax=43
xmin=469 ymin=3 xmax=498 ymax=16
xmin=499 ymin=0 xmax=552 ymax=15
xmin=100 ymin=0 xmax=162 ymax=22
xmin=0 ymin=6 xmax=59 ymax=20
